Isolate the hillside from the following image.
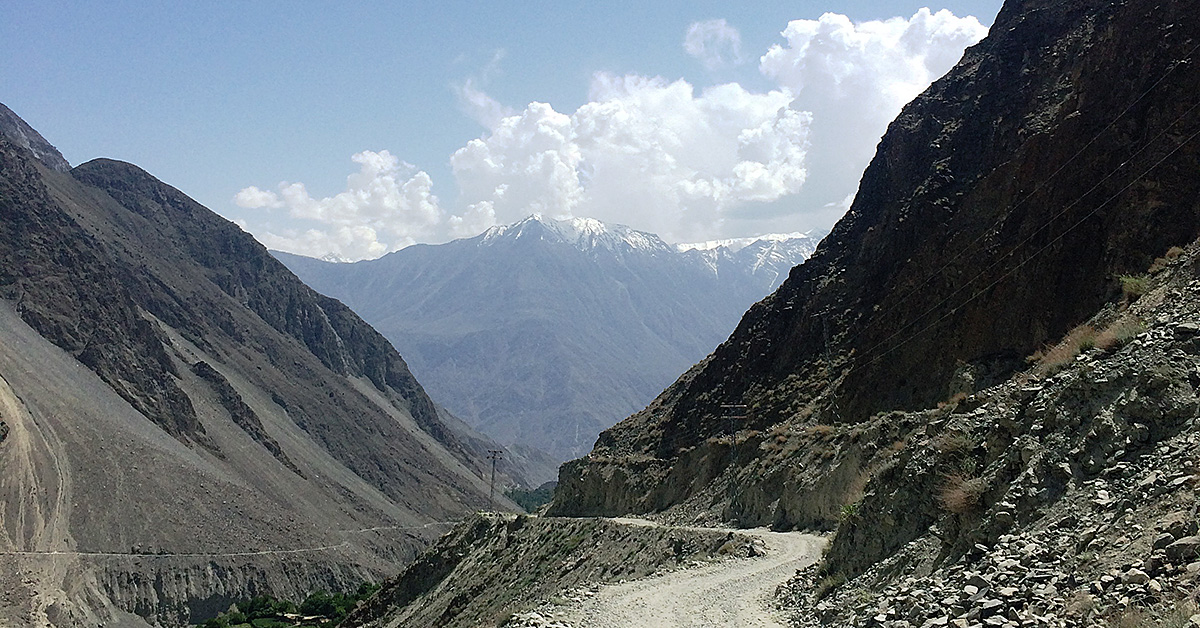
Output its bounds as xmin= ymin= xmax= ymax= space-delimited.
xmin=277 ymin=216 xmax=822 ymax=464
xmin=0 ymin=108 xmax=522 ymax=627
xmin=551 ymin=0 xmax=1200 ymax=527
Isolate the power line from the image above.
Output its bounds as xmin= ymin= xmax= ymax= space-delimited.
xmin=859 ymin=121 xmax=1200 ymax=371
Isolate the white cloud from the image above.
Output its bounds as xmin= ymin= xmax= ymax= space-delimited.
xmin=454 ymin=50 xmax=515 ymax=128
xmin=757 ymin=9 xmax=987 ymax=227
xmin=456 ymin=78 xmax=515 ymax=129
xmin=257 ymin=226 xmax=389 ymax=262
xmin=233 ymin=186 xmax=283 ymax=209
xmin=447 ymin=75 xmax=808 ymax=242
xmin=234 ymin=150 xmax=444 ymax=260
xmin=684 ymin=19 xmax=745 ymax=70
xmin=236 ymin=10 xmax=987 ymax=259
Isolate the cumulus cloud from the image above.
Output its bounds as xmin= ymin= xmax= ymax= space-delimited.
xmin=237 ymin=9 xmax=987 ymax=259
xmin=448 ymin=75 xmax=808 ymax=242
xmin=758 ymin=9 xmax=987 ymax=227
xmin=234 ymin=150 xmax=443 ymax=260
xmin=684 ymin=19 xmax=745 ymax=70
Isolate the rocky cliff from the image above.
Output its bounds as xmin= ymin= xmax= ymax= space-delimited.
xmin=777 ymin=232 xmax=1200 ymax=627
xmin=0 ymin=107 xmax=521 ymax=627
xmin=552 ymin=0 xmax=1200 ymax=532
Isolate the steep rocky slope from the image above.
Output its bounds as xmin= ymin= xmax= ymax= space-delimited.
xmin=278 ymin=216 xmax=821 ymax=464
xmin=777 ymin=240 xmax=1200 ymax=626
xmin=0 ymin=109 xmax=521 ymax=627
xmin=551 ymin=0 xmax=1200 ymax=533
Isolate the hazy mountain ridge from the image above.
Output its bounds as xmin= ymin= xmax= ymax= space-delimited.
xmin=277 ymin=216 xmax=823 ymax=464
xmin=0 ymin=109 xmax=525 ymax=627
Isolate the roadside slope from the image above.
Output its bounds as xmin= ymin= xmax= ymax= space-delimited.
xmin=343 ymin=515 xmax=789 ymax=628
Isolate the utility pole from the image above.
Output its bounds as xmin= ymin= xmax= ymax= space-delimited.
xmin=721 ymin=403 xmax=748 ymax=524
xmin=486 ymin=449 xmax=503 ymax=510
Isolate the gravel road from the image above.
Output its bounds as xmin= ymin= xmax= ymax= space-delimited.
xmin=559 ymin=520 xmax=825 ymax=628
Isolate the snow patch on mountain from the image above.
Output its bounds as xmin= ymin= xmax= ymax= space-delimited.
xmin=675 ymin=231 xmax=820 ymax=253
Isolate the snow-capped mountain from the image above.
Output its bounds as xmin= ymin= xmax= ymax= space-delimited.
xmin=276 ymin=215 xmax=825 ymax=465
xmin=482 ymin=214 xmax=674 ymax=255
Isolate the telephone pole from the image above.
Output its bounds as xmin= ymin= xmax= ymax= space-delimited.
xmin=486 ymin=449 xmax=503 ymax=510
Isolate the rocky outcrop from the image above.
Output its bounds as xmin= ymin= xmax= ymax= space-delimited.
xmin=0 ymin=134 xmax=208 ymax=445
xmin=190 ymin=360 xmax=299 ymax=473
xmin=552 ymin=0 xmax=1200 ymax=531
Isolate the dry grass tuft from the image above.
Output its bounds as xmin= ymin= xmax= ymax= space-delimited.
xmin=1031 ymin=324 xmax=1098 ymax=375
xmin=932 ymin=431 xmax=975 ymax=455
xmin=938 ymin=473 xmax=986 ymax=514
xmin=1095 ymin=317 xmax=1145 ymax=351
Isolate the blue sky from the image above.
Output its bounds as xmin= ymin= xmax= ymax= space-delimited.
xmin=4 ymin=1 xmax=1003 ymax=259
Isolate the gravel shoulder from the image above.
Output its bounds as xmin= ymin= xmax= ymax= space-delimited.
xmin=555 ymin=521 xmax=826 ymax=628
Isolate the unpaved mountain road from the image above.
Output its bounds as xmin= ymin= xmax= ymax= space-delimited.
xmin=558 ymin=519 xmax=826 ymax=628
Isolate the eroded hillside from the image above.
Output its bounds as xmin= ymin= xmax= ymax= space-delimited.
xmin=0 ymin=112 xmax=522 ymax=626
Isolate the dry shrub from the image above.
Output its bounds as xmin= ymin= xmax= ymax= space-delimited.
xmin=937 ymin=392 xmax=969 ymax=411
xmin=938 ymin=474 xmax=986 ymax=514
xmin=1149 ymin=246 xmax=1186 ymax=273
xmin=806 ymin=424 xmax=836 ymax=438
xmin=1032 ymin=324 xmax=1098 ymax=375
xmin=813 ymin=571 xmax=848 ymax=601
xmin=1095 ymin=317 xmax=1145 ymax=350
xmin=1064 ymin=591 xmax=1095 ymax=617
xmin=933 ymin=430 xmax=975 ymax=455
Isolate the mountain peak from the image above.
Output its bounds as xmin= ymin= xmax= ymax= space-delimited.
xmin=480 ymin=214 xmax=672 ymax=254
xmin=0 ymin=103 xmax=71 ymax=172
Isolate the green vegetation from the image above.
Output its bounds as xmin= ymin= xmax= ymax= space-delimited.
xmin=1118 ymin=273 xmax=1150 ymax=301
xmin=196 ymin=583 xmax=380 ymax=628
xmin=505 ymin=481 xmax=556 ymax=513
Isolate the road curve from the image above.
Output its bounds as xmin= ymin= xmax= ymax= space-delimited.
xmin=559 ymin=519 xmax=825 ymax=628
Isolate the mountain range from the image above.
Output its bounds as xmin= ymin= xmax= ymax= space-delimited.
xmin=276 ymin=216 xmax=823 ymax=465
xmin=0 ymin=102 xmax=525 ymax=627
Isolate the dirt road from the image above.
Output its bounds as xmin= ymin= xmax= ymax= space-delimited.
xmin=559 ymin=519 xmax=825 ymax=628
